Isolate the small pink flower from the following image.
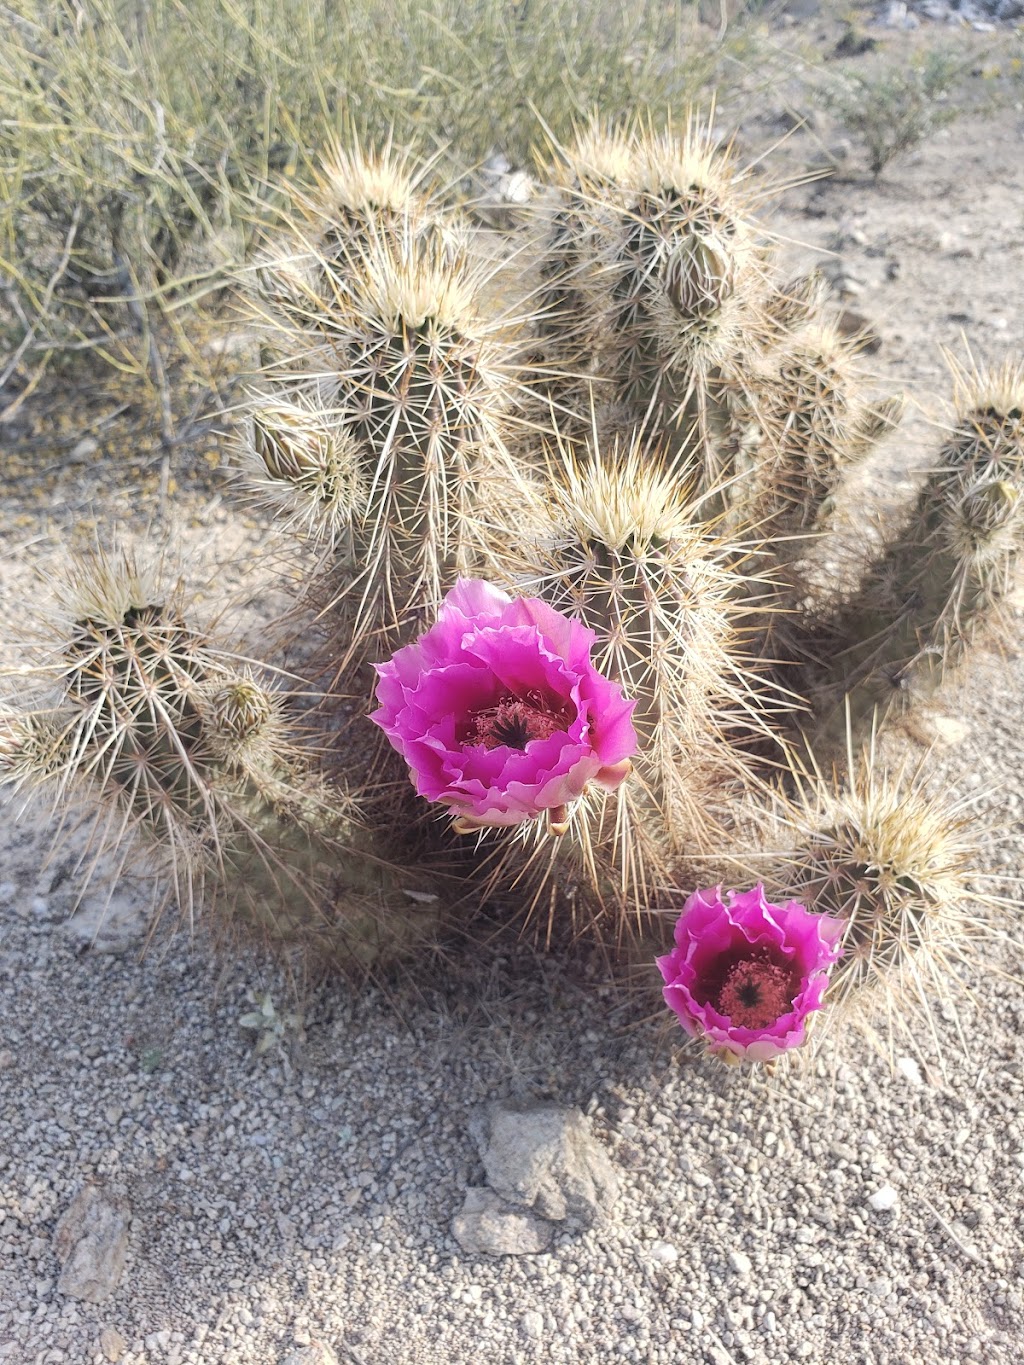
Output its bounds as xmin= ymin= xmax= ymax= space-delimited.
xmin=657 ymin=885 xmax=843 ymax=1063
xmin=371 ymin=579 xmax=637 ymax=833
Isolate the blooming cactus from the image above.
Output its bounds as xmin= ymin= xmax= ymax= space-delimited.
xmin=371 ymin=579 xmax=637 ymax=833
xmin=657 ymin=885 xmax=843 ymax=1062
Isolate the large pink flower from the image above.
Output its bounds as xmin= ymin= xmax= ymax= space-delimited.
xmin=371 ymin=579 xmax=637 ymax=833
xmin=657 ymin=885 xmax=843 ymax=1063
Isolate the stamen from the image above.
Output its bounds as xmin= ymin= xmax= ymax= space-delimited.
xmin=715 ymin=953 xmax=796 ymax=1029
xmin=471 ymin=694 xmax=567 ymax=751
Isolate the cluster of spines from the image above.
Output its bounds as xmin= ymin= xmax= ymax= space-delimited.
xmin=0 ymin=552 xmax=437 ymax=966
xmin=252 ymin=139 xmax=453 ymax=338
xmin=766 ymin=733 xmax=994 ymax=1062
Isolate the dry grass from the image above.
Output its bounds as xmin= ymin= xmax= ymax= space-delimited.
xmin=0 ymin=0 xmax=764 ymax=443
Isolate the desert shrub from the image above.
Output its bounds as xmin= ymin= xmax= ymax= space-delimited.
xmin=823 ymin=49 xmax=968 ymax=177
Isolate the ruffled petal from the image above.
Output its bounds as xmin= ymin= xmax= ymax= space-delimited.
xmin=371 ymin=578 xmax=639 ymax=830
xmin=657 ymin=886 xmax=845 ymax=1063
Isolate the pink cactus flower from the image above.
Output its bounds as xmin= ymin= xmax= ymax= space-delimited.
xmin=371 ymin=579 xmax=637 ymax=833
xmin=657 ymin=885 xmax=843 ymax=1063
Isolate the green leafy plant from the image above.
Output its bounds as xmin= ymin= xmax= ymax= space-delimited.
xmin=239 ymin=989 xmax=304 ymax=1062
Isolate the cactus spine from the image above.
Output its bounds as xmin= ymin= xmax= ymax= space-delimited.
xmin=770 ymin=733 xmax=992 ymax=1057
xmin=0 ymin=553 xmax=437 ymax=965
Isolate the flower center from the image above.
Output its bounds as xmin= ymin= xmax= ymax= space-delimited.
xmin=471 ymin=694 xmax=567 ymax=751
xmin=714 ymin=952 xmax=796 ymax=1029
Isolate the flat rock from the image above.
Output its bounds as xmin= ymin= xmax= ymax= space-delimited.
xmin=469 ymin=1100 xmax=619 ymax=1229
xmin=279 ymin=1346 xmax=339 ymax=1365
xmin=53 ymin=1182 xmax=130 ymax=1303
xmin=99 ymin=1327 xmax=126 ymax=1362
xmin=451 ymin=1186 xmax=555 ymax=1255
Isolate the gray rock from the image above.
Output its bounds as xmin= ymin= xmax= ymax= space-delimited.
xmin=451 ymin=1187 xmax=555 ymax=1256
xmin=62 ymin=885 xmax=150 ymax=954
xmin=469 ymin=1100 xmax=619 ymax=1229
xmin=53 ymin=1182 xmax=129 ymax=1304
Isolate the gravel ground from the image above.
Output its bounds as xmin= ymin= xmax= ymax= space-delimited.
xmin=2 ymin=61 xmax=1024 ymax=1365
xmin=1 ymin=694 xmax=1023 ymax=1365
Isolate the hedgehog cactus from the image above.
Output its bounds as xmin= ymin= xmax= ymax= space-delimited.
xmin=246 ymin=216 xmax=523 ymax=674
xmin=531 ymin=116 xmax=770 ymax=442
xmin=492 ymin=434 xmax=778 ymax=846
xmin=726 ymin=320 xmax=906 ymax=543
xmin=943 ymin=352 xmax=1024 ymax=481
xmin=801 ymin=356 xmax=1024 ymax=751
xmin=609 ymin=124 xmax=769 ymax=414
xmin=4 ymin=120 xmax=1017 ymax=1065
xmin=234 ymin=123 xmax=1005 ymax=1027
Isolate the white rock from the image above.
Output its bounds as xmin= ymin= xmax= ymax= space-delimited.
xmin=279 ymin=1347 xmax=338 ymax=1365
xmin=649 ymin=1240 xmax=679 ymax=1265
xmin=868 ymin=1185 xmax=899 ymax=1212
xmin=728 ymin=1249 xmax=753 ymax=1275
xmin=896 ymin=1057 xmax=923 ymax=1086
xmin=521 ymin=1310 xmax=544 ymax=1340
xmin=502 ymin=171 xmax=533 ymax=206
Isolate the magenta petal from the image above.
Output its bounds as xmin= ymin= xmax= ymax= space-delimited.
xmin=371 ymin=578 xmax=639 ymax=830
xmin=445 ymin=578 xmax=512 ymax=621
xmin=657 ymin=885 xmax=844 ymax=1063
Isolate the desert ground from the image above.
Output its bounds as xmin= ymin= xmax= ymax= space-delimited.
xmin=2 ymin=2 xmax=1024 ymax=1363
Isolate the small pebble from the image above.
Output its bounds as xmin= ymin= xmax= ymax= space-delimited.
xmin=728 ymin=1250 xmax=753 ymax=1275
xmin=69 ymin=437 xmax=99 ymax=462
xmin=868 ymin=1186 xmax=899 ymax=1212
xmin=649 ymin=1241 xmax=679 ymax=1265
xmin=896 ymin=1057 xmax=922 ymax=1086
xmin=521 ymin=1310 xmax=544 ymax=1340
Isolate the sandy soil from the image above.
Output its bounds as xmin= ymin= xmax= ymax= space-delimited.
xmin=2 ymin=9 xmax=1024 ymax=1365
